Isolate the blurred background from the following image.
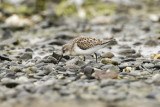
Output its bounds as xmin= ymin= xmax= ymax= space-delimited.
xmin=0 ymin=0 xmax=160 ymax=28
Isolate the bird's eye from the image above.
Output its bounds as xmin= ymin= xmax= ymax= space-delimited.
xmin=63 ymin=50 xmax=65 ymax=53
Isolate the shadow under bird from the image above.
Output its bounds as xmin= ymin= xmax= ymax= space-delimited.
xmin=58 ymin=36 xmax=116 ymax=63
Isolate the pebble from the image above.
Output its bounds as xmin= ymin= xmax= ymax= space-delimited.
xmin=82 ymin=66 xmax=95 ymax=79
xmin=102 ymin=52 xmax=114 ymax=58
xmin=20 ymin=52 xmax=32 ymax=60
xmin=10 ymin=66 xmax=22 ymax=72
xmin=152 ymin=74 xmax=160 ymax=85
xmin=143 ymin=63 xmax=154 ymax=69
xmin=118 ymin=49 xmax=136 ymax=56
xmin=94 ymin=66 xmax=119 ymax=80
xmin=100 ymin=79 xmax=117 ymax=87
xmin=144 ymin=39 xmax=158 ymax=46
xmin=101 ymin=58 xmax=119 ymax=65
xmin=39 ymin=56 xmax=58 ymax=64
xmin=25 ymin=48 xmax=33 ymax=52
xmin=2 ymin=81 xmax=19 ymax=88
xmin=2 ymin=30 xmax=13 ymax=40
xmin=15 ymin=76 xmax=29 ymax=83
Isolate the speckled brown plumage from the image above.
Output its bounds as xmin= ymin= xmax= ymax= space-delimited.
xmin=71 ymin=36 xmax=111 ymax=50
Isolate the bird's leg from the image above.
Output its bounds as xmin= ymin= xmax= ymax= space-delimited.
xmin=94 ymin=53 xmax=98 ymax=63
xmin=83 ymin=56 xmax=86 ymax=61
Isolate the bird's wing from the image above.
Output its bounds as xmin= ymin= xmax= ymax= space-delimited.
xmin=73 ymin=36 xmax=103 ymax=50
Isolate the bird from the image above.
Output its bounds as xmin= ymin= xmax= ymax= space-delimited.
xmin=58 ymin=36 xmax=116 ymax=63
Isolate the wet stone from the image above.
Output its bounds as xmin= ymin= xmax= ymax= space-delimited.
xmin=101 ymin=58 xmax=119 ymax=65
xmin=52 ymin=52 xmax=61 ymax=60
xmin=2 ymin=82 xmax=19 ymax=88
xmin=64 ymin=70 xmax=77 ymax=77
xmin=20 ymin=52 xmax=32 ymax=60
xmin=0 ymin=55 xmax=12 ymax=61
xmin=121 ymin=58 xmax=136 ymax=62
xmin=39 ymin=56 xmax=58 ymax=64
xmin=100 ymin=79 xmax=117 ymax=88
xmin=144 ymin=39 xmax=158 ymax=46
xmin=101 ymin=64 xmax=114 ymax=71
xmin=4 ymin=70 xmax=16 ymax=79
xmin=48 ymin=40 xmax=65 ymax=46
xmin=143 ymin=63 xmax=154 ymax=69
xmin=111 ymin=26 xmax=123 ymax=33
xmin=118 ymin=49 xmax=136 ymax=56
xmin=154 ymin=64 xmax=160 ymax=69
xmin=133 ymin=41 xmax=142 ymax=46
xmin=153 ymin=59 xmax=160 ymax=64
xmin=2 ymin=30 xmax=13 ymax=40
xmin=82 ymin=66 xmax=95 ymax=79
xmin=94 ymin=66 xmax=119 ymax=80
xmin=10 ymin=66 xmax=22 ymax=72
xmin=54 ymin=33 xmax=74 ymax=40
xmin=25 ymin=48 xmax=33 ymax=52
xmin=102 ymin=52 xmax=114 ymax=58
xmin=55 ymin=66 xmax=66 ymax=71
xmin=152 ymin=74 xmax=160 ymax=85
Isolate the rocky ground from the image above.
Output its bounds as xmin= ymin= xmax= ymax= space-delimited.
xmin=1 ymin=0 xmax=160 ymax=107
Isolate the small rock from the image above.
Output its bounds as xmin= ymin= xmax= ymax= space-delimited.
xmin=2 ymin=82 xmax=19 ymax=88
xmin=133 ymin=41 xmax=142 ymax=46
xmin=37 ymin=65 xmax=53 ymax=76
xmin=118 ymin=49 xmax=136 ymax=56
xmin=100 ymin=79 xmax=117 ymax=87
xmin=101 ymin=58 xmax=119 ymax=65
xmin=16 ymin=76 xmax=29 ymax=83
xmin=5 ymin=14 xmax=33 ymax=27
xmin=143 ymin=63 xmax=154 ymax=69
xmin=0 ymin=55 xmax=12 ymax=61
xmin=121 ymin=58 xmax=136 ymax=62
xmin=56 ymin=74 xmax=65 ymax=79
xmin=39 ymin=56 xmax=58 ymax=64
xmin=65 ymin=57 xmax=81 ymax=69
xmin=94 ymin=66 xmax=119 ymax=80
xmin=153 ymin=59 xmax=160 ymax=64
xmin=102 ymin=52 xmax=114 ymax=58
xmin=59 ymin=88 xmax=75 ymax=96
xmin=20 ymin=52 xmax=32 ymax=60
xmin=25 ymin=48 xmax=33 ymax=52
xmin=101 ymin=64 xmax=114 ymax=71
xmin=149 ymin=14 xmax=160 ymax=22
xmin=152 ymin=74 xmax=160 ymax=85
xmin=52 ymin=52 xmax=61 ymax=60
xmin=36 ymin=86 xmax=51 ymax=94
xmin=111 ymin=26 xmax=123 ymax=33
xmin=123 ymin=67 xmax=133 ymax=72
xmin=2 ymin=30 xmax=13 ymax=40
xmin=82 ymin=66 xmax=95 ymax=79
xmin=55 ymin=33 xmax=74 ymax=40
xmin=10 ymin=66 xmax=22 ymax=72
xmin=154 ymin=64 xmax=160 ymax=69
xmin=87 ymin=85 xmax=99 ymax=91
xmin=48 ymin=40 xmax=65 ymax=46
xmin=4 ymin=70 xmax=16 ymax=79
xmin=144 ymin=39 xmax=158 ymax=47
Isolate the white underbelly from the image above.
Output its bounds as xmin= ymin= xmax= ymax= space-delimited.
xmin=72 ymin=44 xmax=105 ymax=55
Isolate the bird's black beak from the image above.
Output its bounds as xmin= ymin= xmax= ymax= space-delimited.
xmin=57 ymin=55 xmax=63 ymax=64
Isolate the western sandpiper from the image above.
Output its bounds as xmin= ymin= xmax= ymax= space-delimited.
xmin=58 ymin=36 xmax=116 ymax=63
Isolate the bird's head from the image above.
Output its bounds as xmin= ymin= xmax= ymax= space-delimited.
xmin=57 ymin=44 xmax=71 ymax=63
xmin=61 ymin=44 xmax=71 ymax=56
